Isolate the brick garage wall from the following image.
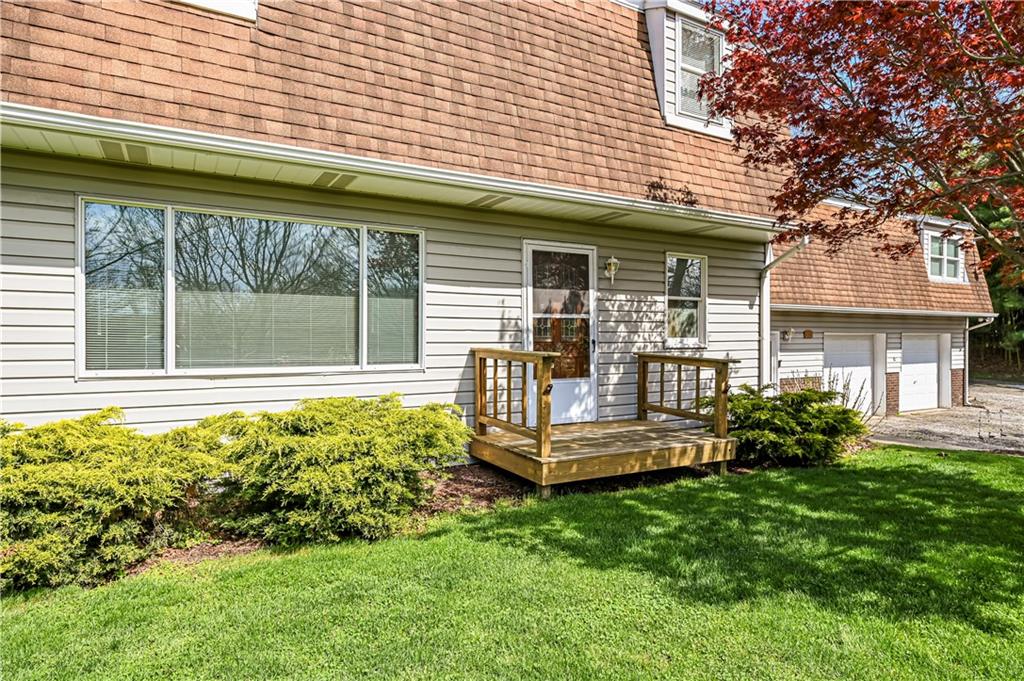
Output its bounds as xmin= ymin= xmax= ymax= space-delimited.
xmin=779 ymin=376 xmax=822 ymax=392
xmin=885 ymin=372 xmax=900 ymax=415
xmin=951 ymin=368 xmax=965 ymax=406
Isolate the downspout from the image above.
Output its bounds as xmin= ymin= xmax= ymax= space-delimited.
xmin=759 ymin=235 xmax=811 ymax=389
xmin=964 ymin=315 xmax=997 ymax=404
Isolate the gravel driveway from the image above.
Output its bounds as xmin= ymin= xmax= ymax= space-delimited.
xmin=871 ymin=381 xmax=1024 ymax=453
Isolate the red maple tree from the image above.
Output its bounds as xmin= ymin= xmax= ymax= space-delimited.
xmin=703 ymin=0 xmax=1024 ymax=272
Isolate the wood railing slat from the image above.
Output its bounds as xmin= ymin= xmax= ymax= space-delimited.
xmin=633 ymin=352 xmax=732 ymax=439
xmin=506 ymin=359 xmax=512 ymax=421
xmin=521 ymin=361 xmax=528 ymax=426
xmin=676 ymin=363 xmax=682 ymax=409
xmin=695 ymin=366 xmax=701 ymax=415
xmin=471 ymin=348 xmax=559 ymax=465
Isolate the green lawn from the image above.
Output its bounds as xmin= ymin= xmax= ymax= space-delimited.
xmin=4 ymin=447 xmax=1024 ymax=680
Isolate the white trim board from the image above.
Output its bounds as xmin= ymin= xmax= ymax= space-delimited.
xmin=771 ymin=304 xmax=994 ymax=318
xmin=0 ymin=103 xmax=779 ymax=240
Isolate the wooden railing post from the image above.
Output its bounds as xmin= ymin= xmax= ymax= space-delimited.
xmin=474 ymin=352 xmax=487 ymax=435
xmin=536 ymin=355 xmax=554 ymax=458
xmin=714 ymin=362 xmax=729 ymax=439
xmin=637 ymin=356 xmax=649 ymax=420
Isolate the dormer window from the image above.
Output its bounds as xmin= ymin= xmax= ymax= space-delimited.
xmin=644 ymin=1 xmax=731 ymax=139
xmin=925 ymin=232 xmax=965 ymax=283
xmin=676 ymin=18 xmax=723 ymax=123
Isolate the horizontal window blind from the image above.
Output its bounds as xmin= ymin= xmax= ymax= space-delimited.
xmin=174 ymin=211 xmax=360 ymax=369
xmin=367 ymin=229 xmax=420 ymax=365
xmin=83 ymin=202 xmax=165 ymax=371
xmin=81 ymin=201 xmax=423 ymax=374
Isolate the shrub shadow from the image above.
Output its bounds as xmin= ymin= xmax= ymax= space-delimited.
xmin=436 ymin=453 xmax=1024 ymax=633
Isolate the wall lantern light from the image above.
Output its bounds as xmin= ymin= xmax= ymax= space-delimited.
xmin=781 ymin=328 xmax=794 ymax=342
xmin=604 ymin=255 xmax=620 ymax=284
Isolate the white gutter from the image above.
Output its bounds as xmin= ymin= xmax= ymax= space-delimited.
xmin=964 ymin=315 xmax=998 ymax=404
xmin=772 ymin=304 xmax=994 ymax=318
xmin=0 ymin=102 xmax=780 ymax=235
xmin=758 ymin=236 xmax=810 ymax=388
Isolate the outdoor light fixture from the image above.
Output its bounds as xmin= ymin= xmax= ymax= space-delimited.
xmin=604 ymin=255 xmax=620 ymax=284
xmin=781 ymin=328 xmax=794 ymax=342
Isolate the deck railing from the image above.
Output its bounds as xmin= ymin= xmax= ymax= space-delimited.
xmin=635 ymin=353 xmax=737 ymax=438
xmin=472 ymin=348 xmax=560 ymax=458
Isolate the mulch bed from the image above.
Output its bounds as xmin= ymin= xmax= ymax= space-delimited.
xmin=127 ymin=540 xmax=264 ymax=576
xmin=132 ymin=461 xmax=745 ymax=576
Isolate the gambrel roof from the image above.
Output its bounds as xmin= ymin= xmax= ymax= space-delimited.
xmin=1 ymin=0 xmax=782 ymax=218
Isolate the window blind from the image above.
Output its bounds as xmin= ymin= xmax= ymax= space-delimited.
xmin=174 ymin=211 xmax=361 ymax=369
xmin=83 ymin=202 xmax=165 ymax=371
xmin=367 ymin=229 xmax=420 ymax=365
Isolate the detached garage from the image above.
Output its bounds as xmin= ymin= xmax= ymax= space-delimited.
xmin=768 ymin=215 xmax=994 ymax=417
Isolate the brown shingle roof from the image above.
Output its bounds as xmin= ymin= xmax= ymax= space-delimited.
xmin=0 ymin=0 xmax=784 ymax=218
xmin=771 ymin=213 xmax=993 ymax=314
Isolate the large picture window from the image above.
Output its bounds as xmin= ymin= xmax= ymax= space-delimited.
xmin=665 ymin=253 xmax=707 ymax=347
xmin=79 ymin=199 xmax=423 ymax=376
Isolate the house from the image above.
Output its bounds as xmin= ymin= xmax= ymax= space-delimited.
xmin=770 ymin=209 xmax=994 ymax=416
xmin=0 ymin=1 xmax=992 ymax=484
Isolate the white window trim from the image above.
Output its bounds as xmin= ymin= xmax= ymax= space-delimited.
xmin=75 ymin=195 xmax=426 ymax=380
xmin=669 ymin=14 xmax=732 ymax=140
xmin=923 ymin=230 xmax=966 ymax=284
xmin=173 ymin=0 xmax=258 ymax=21
xmin=664 ymin=252 xmax=708 ymax=349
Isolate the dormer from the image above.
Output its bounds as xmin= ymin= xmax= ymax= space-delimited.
xmin=644 ymin=0 xmax=731 ymax=139
xmin=917 ymin=217 xmax=970 ymax=284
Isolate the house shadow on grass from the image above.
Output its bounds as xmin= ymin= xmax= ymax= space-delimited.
xmin=433 ymin=452 xmax=1024 ymax=634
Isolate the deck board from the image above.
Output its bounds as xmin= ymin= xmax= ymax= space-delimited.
xmin=470 ymin=419 xmax=736 ymax=486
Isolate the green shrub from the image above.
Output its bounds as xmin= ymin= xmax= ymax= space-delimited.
xmin=0 ymin=408 xmax=225 ymax=590
xmin=715 ymin=385 xmax=867 ymax=466
xmin=205 ymin=395 xmax=471 ymax=543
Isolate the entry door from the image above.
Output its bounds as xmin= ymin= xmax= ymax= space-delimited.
xmin=901 ymin=334 xmax=939 ymax=411
xmin=524 ymin=241 xmax=598 ymax=425
xmin=823 ymin=335 xmax=874 ymax=415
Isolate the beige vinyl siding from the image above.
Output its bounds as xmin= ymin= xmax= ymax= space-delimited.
xmin=772 ymin=311 xmax=967 ymax=380
xmin=0 ymin=152 xmax=765 ymax=431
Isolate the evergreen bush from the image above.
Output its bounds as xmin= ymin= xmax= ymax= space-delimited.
xmin=0 ymin=408 xmax=225 ymax=590
xmin=716 ymin=385 xmax=867 ymax=466
xmin=206 ymin=395 xmax=471 ymax=543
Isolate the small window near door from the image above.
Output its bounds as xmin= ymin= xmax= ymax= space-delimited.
xmin=665 ymin=253 xmax=707 ymax=347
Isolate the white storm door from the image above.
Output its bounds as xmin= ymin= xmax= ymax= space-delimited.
xmin=901 ymin=334 xmax=939 ymax=411
xmin=524 ymin=241 xmax=598 ymax=425
xmin=823 ymin=334 xmax=874 ymax=415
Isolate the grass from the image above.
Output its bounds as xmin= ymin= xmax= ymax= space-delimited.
xmin=4 ymin=446 xmax=1024 ymax=680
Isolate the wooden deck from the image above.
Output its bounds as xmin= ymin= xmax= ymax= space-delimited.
xmin=470 ymin=348 xmax=738 ymax=493
xmin=470 ymin=419 xmax=737 ymax=488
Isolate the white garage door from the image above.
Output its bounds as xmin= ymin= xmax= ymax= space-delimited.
xmin=824 ymin=335 xmax=874 ymax=415
xmin=901 ymin=334 xmax=939 ymax=412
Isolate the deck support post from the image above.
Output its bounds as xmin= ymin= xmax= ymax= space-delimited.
xmin=713 ymin=363 xmax=729 ymax=439
xmin=537 ymin=484 xmax=553 ymax=499
xmin=536 ymin=356 xmax=554 ymax=459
